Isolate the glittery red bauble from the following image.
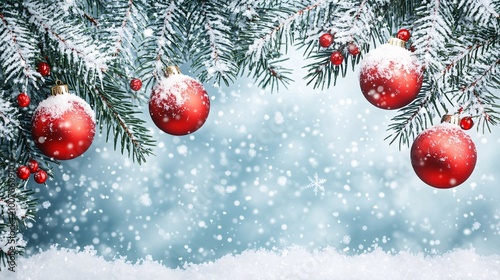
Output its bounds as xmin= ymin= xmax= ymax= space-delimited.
xmin=149 ymin=72 xmax=210 ymax=136
xmin=359 ymin=43 xmax=422 ymax=110
xmin=410 ymin=123 xmax=477 ymax=189
xmin=32 ymin=93 xmax=95 ymax=160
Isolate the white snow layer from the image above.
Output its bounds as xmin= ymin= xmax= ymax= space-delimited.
xmin=4 ymin=246 xmax=500 ymax=279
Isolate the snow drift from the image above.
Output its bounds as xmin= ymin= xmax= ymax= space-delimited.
xmin=3 ymin=246 xmax=500 ymax=279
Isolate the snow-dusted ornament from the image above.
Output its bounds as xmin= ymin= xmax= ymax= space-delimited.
xmin=359 ymin=29 xmax=422 ymax=110
xmin=31 ymin=80 xmax=96 ymax=160
xmin=149 ymin=66 xmax=210 ymax=136
xmin=410 ymin=114 xmax=477 ymax=189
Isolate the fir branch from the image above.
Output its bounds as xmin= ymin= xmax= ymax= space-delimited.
xmin=0 ymin=95 xmax=20 ymax=141
xmin=456 ymin=57 xmax=500 ymax=131
xmin=300 ymin=0 xmax=389 ymax=89
xmin=187 ymin=1 xmax=238 ymax=86
xmin=88 ymin=74 xmax=155 ymax=164
xmin=458 ymin=0 xmax=500 ymax=26
xmin=24 ymin=0 xmax=110 ymax=83
xmin=0 ymin=10 xmax=41 ymax=87
xmin=136 ymin=0 xmax=184 ymax=87
xmin=412 ymin=0 xmax=454 ymax=73
xmin=245 ymin=1 xmax=321 ymax=63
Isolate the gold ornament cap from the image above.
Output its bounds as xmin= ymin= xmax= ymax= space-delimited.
xmin=51 ymin=80 xmax=69 ymax=95
xmin=165 ymin=66 xmax=181 ymax=76
xmin=441 ymin=114 xmax=460 ymax=125
xmin=387 ymin=37 xmax=406 ymax=48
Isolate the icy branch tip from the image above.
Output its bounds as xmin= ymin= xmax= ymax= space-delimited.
xmin=51 ymin=80 xmax=69 ymax=96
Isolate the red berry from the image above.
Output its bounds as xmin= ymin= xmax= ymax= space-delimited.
xmin=397 ymin=28 xmax=411 ymax=42
xmin=319 ymin=33 xmax=334 ymax=48
xmin=17 ymin=166 xmax=31 ymax=180
xmin=460 ymin=116 xmax=474 ymax=130
xmin=330 ymin=51 xmax=344 ymax=65
xmin=130 ymin=78 xmax=142 ymax=91
xmin=348 ymin=43 xmax=360 ymax=56
xmin=27 ymin=159 xmax=39 ymax=173
xmin=37 ymin=61 xmax=50 ymax=76
xmin=409 ymin=44 xmax=416 ymax=52
xmin=34 ymin=169 xmax=48 ymax=184
xmin=17 ymin=92 xmax=30 ymax=107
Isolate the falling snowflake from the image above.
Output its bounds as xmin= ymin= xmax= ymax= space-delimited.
xmin=305 ymin=173 xmax=327 ymax=195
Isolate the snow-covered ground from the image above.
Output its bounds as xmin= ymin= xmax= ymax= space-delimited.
xmin=5 ymin=246 xmax=500 ymax=280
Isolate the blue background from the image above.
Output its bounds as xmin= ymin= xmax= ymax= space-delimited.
xmin=24 ymin=61 xmax=500 ymax=268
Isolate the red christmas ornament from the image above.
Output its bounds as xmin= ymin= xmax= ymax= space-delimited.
xmin=130 ymin=78 xmax=142 ymax=91
xmin=460 ymin=116 xmax=474 ymax=130
xmin=396 ymin=28 xmax=411 ymax=42
xmin=16 ymin=166 xmax=30 ymax=180
xmin=34 ymin=169 xmax=47 ymax=184
xmin=359 ymin=38 xmax=423 ymax=110
xmin=32 ymin=80 xmax=95 ymax=160
xmin=330 ymin=51 xmax=344 ymax=65
xmin=37 ymin=61 xmax=50 ymax=77
xmin=410 ymin=115 xmax=477 ymax=189
xmin=17 ymin=92 xmax=30 ymax=107
xmin=27 ymin=159 xmax=39 ymax=173
xmin=319 ymin=33 xmax=334 ymax=48
xmin=348 ymin=43 xmax=360 ymax=56
xmin=149 ymin=66 xmax=210 ymax=136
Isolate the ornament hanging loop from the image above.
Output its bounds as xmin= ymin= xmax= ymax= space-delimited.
xmin=51 ymin=79 xmax=69 ymax=96
xmin=441 ymin=114 xmax=460 ymax=125
xmin=387 ymin=38 xmax=406 ymax=48
xmin=165 ymin=66 xmax=181 ymax=77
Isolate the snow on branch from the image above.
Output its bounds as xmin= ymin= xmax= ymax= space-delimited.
xmin=101 ymin=0 xmax=140 ymax=59
xmin=412 ymin=0 xmax=454 ymax=74
xmin=24 ymin=0 xmax=110 ymax=83
xmin=202 ymin=11 xmax=234 ymax=82
xmin=303 ymin=0 xmax=389 ymax=47
xmin=458 ymin=0 xmax=500 ymax=26
xmin=149 ymin=0 xmax=182 ymax=80
xmin=456 ymin=57 xmax=500 ymax=129
xmin=0 ymin=10 xmax=41 ymax=87
xmin=0 ymin=96 xmax=20 ymax=141
xmin=245 ymin=1 xmax=323 ymax=63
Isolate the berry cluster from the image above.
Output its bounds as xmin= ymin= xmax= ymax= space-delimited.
xmin=318 ymin=33 xmax=360 ymax=66
xmin=16 ymin=159 xmax=47 ymax=184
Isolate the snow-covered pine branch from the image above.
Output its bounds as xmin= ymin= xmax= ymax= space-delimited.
xmin=0 ymin=7 xmax=41 ymax=88
xmin=0 ymin=95 xmax=20 ymax=141
xmin=188 ymin=1 xmax=237 ymax=86
xmin=455 ymin=56 xmax=500 ymax=131
xmin=99 ymin=0 xmax=143 ymax=65
xmin=300 ymin=0 xmax=390 ymax=89
xmin=136 ymin=0 xmax=184 ymax=86
xmin=24 ymin=0 xmax=110 ymax=84
xmin=458 ymin=0 xmax=500 ymax=27
xmin=412 ymin=0 xmax=454 ymax=75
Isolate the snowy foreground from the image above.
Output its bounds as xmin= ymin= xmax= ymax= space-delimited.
xmin=3 ymin=247 xmax=500 ymax=280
